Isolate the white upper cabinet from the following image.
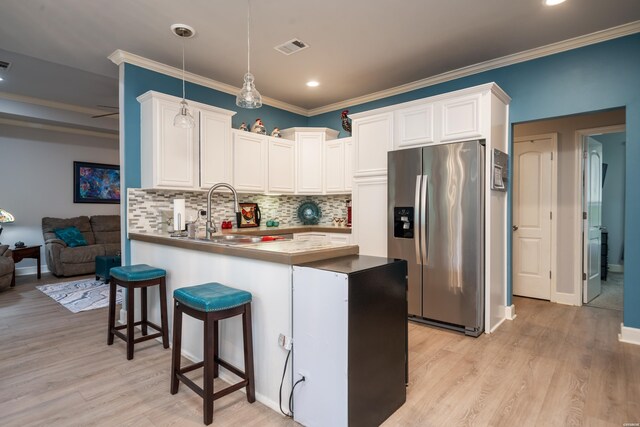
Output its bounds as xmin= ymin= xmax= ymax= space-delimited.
xmin=439 ymin=92 xmax=483 ymax=142
xmin=324 ymin=137 xmax=353 ymax=194
xmin=344 ymin=137 xmax=354 ymax=191
xmin=394 ymin=103 xmax=434 ymax=149
xmin=138 ymin=91 xmax=235 ymax=190
xmin=325 ymin=139 xmax=345 ymax=193
xmin=281 ymin=128 xmax=340 ymax=195
xmin=232 ymin=130 xmax=267 ymax=193
xmin=200 ymin=107 xmax=233 ymax=188
xmin=267 ymin=137 xmax=295 ymax=194
xmin=351 ymin=112 xmax=393 ymax=177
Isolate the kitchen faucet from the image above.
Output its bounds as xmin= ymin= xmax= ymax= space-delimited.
xmin=206 ymin=183 xmax=240 ymax=239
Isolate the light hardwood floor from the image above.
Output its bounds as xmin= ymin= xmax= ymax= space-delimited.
xmin=1 ymin=273 xmax=638 ymax=426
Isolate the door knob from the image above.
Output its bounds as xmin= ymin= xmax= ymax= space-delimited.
xmin=512 ymin=225 xmax=519 ymax=231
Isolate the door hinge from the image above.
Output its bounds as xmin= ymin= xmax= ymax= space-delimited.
xmin=583 ymin=212 xmax=587 ymax=220
xmin=551 ymin=152 xmax=554 ymax=160
xmin=583 ymin=151 xmax=588 ymax=159
xmin=549 ymin=271 xmax=552 ymax=279
xmin=550 ymin=211 xmax=552 ymax=220
xmin=583 ymin=272 xmax=587 ymax=281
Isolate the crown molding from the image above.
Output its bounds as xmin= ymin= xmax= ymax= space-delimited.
xmin=0 ymin=91 xmax=119 ymax=119
xmin=110 ymin=21 xmax=640 ymax=118
xmin=0 ymin=117 xmax=119 ymax=140
xmin=108 ymin=50 xmax=308 ymax=116
xmin=307 ymin=20 xmax=640 ymax=116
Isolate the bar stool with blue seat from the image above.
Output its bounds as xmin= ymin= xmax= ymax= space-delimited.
xmin=107 ymin=264 xmax=169 ymax=360
xmin=171 ymin=283 xmax=255 ymax=425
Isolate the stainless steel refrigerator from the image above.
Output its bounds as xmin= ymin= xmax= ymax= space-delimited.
xmin=388 ymin=140 xmax=485 ymax=336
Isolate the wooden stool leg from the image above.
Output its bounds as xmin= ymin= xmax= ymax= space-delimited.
xmin=141 ymin=287 xmax=148 ymax=336
xmin=159 ymin=277 xmax=169 ymax=349
xmin=107 ymin=281 xmax=117 ymax=345
xmin=243 ymin=303 xmax=256 ymax=403
xmin=126 ymin=286 xmax=135 ymax=360
xmin=203 ymin=312 xmax=215 ymax=425
xmin=213 ymin=320 xmax=219 ymax=378
xmin=170 ymin=300 xmax=182 ymax=395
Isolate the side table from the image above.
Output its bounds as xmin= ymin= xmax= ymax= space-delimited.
xmin=11 ymin=245 xmax=42 ymax=285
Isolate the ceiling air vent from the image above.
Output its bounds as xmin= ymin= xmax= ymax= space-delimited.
xmin=274 ymin=38 xmax=309 ymax=55
xmin=0 ymin=60 xmax=11 ymax=70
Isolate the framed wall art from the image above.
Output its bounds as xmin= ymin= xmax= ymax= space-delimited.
xmin=73 ymin=161 xmax=121 ymax=204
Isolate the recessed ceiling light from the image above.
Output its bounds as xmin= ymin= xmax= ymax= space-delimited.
xmin=544 ymin=0 xmax=566 ymax=5
xmin=306 ymin=81 xmax=319 ymax=87
xmin=0 ymin=77 xmax=4 ymax=82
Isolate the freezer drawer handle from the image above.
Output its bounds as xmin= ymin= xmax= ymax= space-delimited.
xmin=512 ymin=225 xmax=519 ymax=231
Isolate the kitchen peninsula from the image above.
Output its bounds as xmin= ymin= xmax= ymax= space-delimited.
xmin=128 ymin=228 xmax=358 ymax=413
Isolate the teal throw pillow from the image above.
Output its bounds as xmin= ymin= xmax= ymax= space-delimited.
xmin=54 ymin=226 xmax=88 ymax=248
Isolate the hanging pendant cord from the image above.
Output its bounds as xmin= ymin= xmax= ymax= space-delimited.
xmin=247 ymin=0 xmax=251 ymax=74
xmin=181 ymin=38 xmax=186 ymax=100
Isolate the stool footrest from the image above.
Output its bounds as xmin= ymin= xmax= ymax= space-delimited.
xmin=217 ymin=359 xmax=246 ymax=379
xmin=133 ymin=332 xmax=163 ymax=344
xmin=176 ymin=372 xmax=249 ymax=402
xmin=180 ymin=361 xmax=205 ymax=374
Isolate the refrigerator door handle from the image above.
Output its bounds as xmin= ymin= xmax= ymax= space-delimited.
xmin=414 ymin=175 xmax=422 ymax=265
xmin=421 ymin=175 xmax=428 ymax=265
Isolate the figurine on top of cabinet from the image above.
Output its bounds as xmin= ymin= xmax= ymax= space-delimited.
xmin=251 ymin=118 xmax=266 ymax=135
xmin=271 ymin=127 xmax=281 ymax=138
xmin=341 ymin=109 xmax=352 ymax=134
xmin=238 ymin=122 xmax=249 ymax=131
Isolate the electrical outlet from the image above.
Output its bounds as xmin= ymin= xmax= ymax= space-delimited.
xmin=278 ymin=333 xmax=293 ymax=350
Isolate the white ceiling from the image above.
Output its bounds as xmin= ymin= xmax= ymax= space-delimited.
xmin=1 ymin=0 xmax=639 ymax=111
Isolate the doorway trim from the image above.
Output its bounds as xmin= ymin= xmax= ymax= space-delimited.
xmin=574 ymin=124 xmax=626 ymax=306
xmin=513 ymin=133 xmax=558 ymax=303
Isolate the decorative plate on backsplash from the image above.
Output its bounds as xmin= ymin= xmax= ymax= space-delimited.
xmin=297 ymin=201 xmax=321 ymax=225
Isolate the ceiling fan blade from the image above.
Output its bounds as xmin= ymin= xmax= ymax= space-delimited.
xmin=91 ymin=112 xmax=119 ymax=118
xmin=96 ymin=105 xmax=119 ymax=110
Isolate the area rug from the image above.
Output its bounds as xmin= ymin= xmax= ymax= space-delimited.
xmin=36 ymin=279 xmax=122 ymax=313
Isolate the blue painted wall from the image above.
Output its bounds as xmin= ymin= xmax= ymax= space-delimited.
xmin=121 ymin=64 xmax=307 ymax=263
xmin=308 ymin=34 xmax=640 ymax=328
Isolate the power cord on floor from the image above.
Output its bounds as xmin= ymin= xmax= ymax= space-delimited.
xmin=278 ymin=349 xmax=306 ymax=418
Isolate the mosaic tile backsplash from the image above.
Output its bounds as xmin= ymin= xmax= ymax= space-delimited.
xmin=128 ymin=188 xmax=350 ymax=234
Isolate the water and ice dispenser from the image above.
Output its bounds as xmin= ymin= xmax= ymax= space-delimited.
xmin=393 ymin=207 xmax=414 ymax=239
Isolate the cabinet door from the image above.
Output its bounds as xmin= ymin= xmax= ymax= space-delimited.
xmin=352 ymin=177 xmax=387 ymax=257
xmin=325 ymin=139 xmax=345 ymax=193
xmin=268 ymin=137 xmax=295 ymax=193
xmin=200 ymin=109 xmax=232 ymax=188
xmin=353 ymin=112 xmax=393 ymax=177
xmin=439 ymin=93 xmax=482 ymax=142
xmin=344 ymin=137 xmax=354 ymax=191
xmin=297 ymin=132 xmax=324 ymax=194
xmin=154 ymin=98 xmax=197 ymax=188
xmin=394 ymin=103 xmax=434 ymax=149
xmin=233 ymin=131 xmax=267 ymax=193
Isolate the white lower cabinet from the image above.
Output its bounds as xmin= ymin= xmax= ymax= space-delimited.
xmin=294 ymin=232 xmax=352 ymax=244
xmin=267 ymin=137 xmax=295 ymax=193
xmin=232 ymin=130 xmax=267 ymax=193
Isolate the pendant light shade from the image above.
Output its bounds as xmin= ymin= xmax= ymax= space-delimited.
xmin=171 ymin=24 xmax=196 ymax=128
xmin=236 ymin=0 xmax=262 ymax=109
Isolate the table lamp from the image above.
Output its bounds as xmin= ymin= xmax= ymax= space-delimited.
xmin=0 ymin=208 xmax=15 ymax=244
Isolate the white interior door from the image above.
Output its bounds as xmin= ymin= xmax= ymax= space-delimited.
xmin=513 ymin=136 xmax=556 ymax=300
xmin=583 ymin=139 xmax=603 ymax=303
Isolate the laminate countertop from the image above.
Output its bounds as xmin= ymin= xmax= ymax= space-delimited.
xmin=225 ymin=225 xmax=352 ymax=236
xmin=128 ymin=232 xmax=358 ymax=265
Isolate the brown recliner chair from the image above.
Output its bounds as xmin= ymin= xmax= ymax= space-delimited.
xmin=0 ymin=245 xmax=15 ymax=290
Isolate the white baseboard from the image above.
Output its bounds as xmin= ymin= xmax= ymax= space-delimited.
xmin=15 ymin=265 xmax=50 ymax=276
xmin=552 ymin=292 xmax=581 ymax=306
xmin=618 ymin=323 xmax=640 ymax=345
xmin=608 ymin=264 xmax=624 ymax=273
xmin=505 ymin=304 xmax=517 ymax=320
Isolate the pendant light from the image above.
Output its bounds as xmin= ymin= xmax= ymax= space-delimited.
xmin=171 ymin=24 xmax=196 ymax=128
xmin=236 ymin=0 xmax=262 ymax=109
